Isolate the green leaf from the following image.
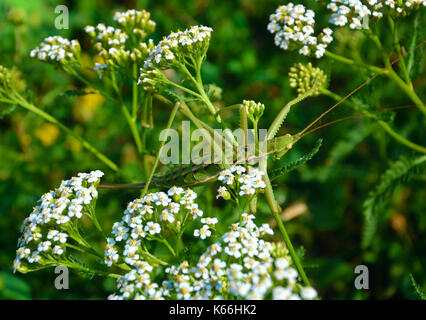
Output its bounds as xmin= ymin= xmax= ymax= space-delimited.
xmin=409 ymin=274 xmax=426 ymax=300
xmin=362 ymin=155 xmax=426 ymax=248
xmin=270 ymin=139 xmax=322 ymax=180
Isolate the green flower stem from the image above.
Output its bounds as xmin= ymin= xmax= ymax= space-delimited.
xmin=324 ymin=50 xmax=384 ymax=74
xmin=132 ymin=63 xmax=139 ymax=119
xmin=325 ymin=48 xmax=426 ymax=116
xmin=373 ymin=23 xmax=426 ymax=117
xmin=68 ymin=68 xmax=116 ymax=102
xmin=258 ymin=123 xmax=310 ymax=286
xmin=164 ymin=77 xmax=203 ymax=98
xmin=249 ymin=119 xmax=259 ymax=215
xmin=63 ymin=260 xmax=122 ymax=279
xmin=0 ymin=97 xmax=16 ymax=104
xmin=319 ymin=87 xmax=426 ymax=154
xmin=262 ymin=171 xmax=311 ymax=287
xmin=65 ymin=242 xmax=103 ymax=260
xmin=385 ymin=66 xmax=426 ymax=117
xmin=142 ymin=249 xmax=168 ymax=266
xmin=111 ymin=72 xmax=144 ymax=155
xmin=240 ymin=105 xmax=249 ymax=160
xmin=185 ymin=60 xmax=238 ymax=148
xmin=388 ymin=16 xmax=412 ymax=88
xmin=65 ymin=243 xmax=89 ymax=254
xmin=11 ymin=92 xmax=119 ymax=172
xmin=161 ymin=238 xmax=177 ymax=257
xmin=142 ymin=101 xmax=180 ymax=196
xmin=90 ymin=211 xmax=105 ymax=236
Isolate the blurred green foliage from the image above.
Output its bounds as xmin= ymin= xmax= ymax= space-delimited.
xmin=0 ymin=0 xmax=425 ymax=299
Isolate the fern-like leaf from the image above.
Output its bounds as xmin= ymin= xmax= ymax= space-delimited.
xmin=409 ymin=274 xmax=426 ymax=300
xmin=362 ymin=155 xmax=426 ymax=248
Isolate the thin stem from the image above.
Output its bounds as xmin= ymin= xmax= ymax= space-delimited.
xmin=388 ymin=16 xmax=412 ymax=88
xmin=385 ymin=66 xmax=426 ymax=116
xmin=11 ymin=92 xmax=119 ymax=172
xmin=263 ymin=172 xmax=311 ymax=287
xmin=161 ymin=238 xmax=177 ymax=257
xmin=142 ymin=102 xmax=180 ymax=196
xmin=324 ymin=50 xmax=384 ymax=74
xmin=132 ymin=63 xmax=139 ymax=119
xmin=111 ymin=73 xmax=144 ymax=155
xmin=184 ymin=60 xmax=238 ymax=147
xmin=325 ymin=43 xmax=425 ymax=116
xmin=65 ymin=242 xmax=104 ymax=260
xmin=239 ymin=105 xmax=249 ymax=166
xmin=68 ymin=68 xmax=116 ymax=102
xmin=63 ymin=261 xmax=122 ymax=279
xmin=319 ymin=87 xmax=426 ymax=153
xmin=164 ymin=77 xmax=202 ymax=98
xmin=142 ymin=249 xmax=168 ymax=266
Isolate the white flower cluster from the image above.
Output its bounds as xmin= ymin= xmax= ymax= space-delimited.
xmin=13 ymin=170 xmax=104 ymax=273
xmin=217 ymin=165 xmax=266 ymax=198
xmin=113 ymin=9 xmax=156 ymax=38
xmin=104 ymin=186 xmax=217 ymax=267
xmin=109 ymin=215 xmax=317 ymax=300
xmin=139 ymin=25 xmax=213 ymax=91
xmin=108 ymin=262 xmax=167 ymax=300
xmin=85 ymin=10 xmax=156 ymax=77
xmin=30 ymin=36 xmax=81 ymax=66
xmin=267 ymin=3 xmax=334 ymax=58
xmin=328 ymin=0 xmax=426 ymax=28
xmin=143 ymin=25 xmax=212 ymax=69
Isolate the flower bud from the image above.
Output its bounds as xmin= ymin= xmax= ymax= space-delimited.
xmin=288 ymin=62 xmax=327 ymax=96
xmin=0 ymin=65 xmax=11 ymax=88
xmin=7 ymin=8 xmax=26 ymax=26
xmin=242 ymin=100 xmax=265 ymax=123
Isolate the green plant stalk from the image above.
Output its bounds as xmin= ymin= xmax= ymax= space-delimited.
xmin=189 ymin=59 xmax=238 ymax=147
xmin=258 ymin=123 xmax=310 ymax=286
xmin=249 ymin=118 xmax=259 ymax=214
xmin=132 ymin=62 xmax=139 ymax=119
xmin=11 ymin=92 xmax=119 ymax=172
xmin=142 ymin=102 xmax=180 ymax=196
xmin=324 ymin=50 xmax=384 ymax=74
xmin=388 ymin=16 xmax=412 ymax=88
xmin=319 ymin=87 xmax=426 ymax=153
xmin=262 ymin=172 xmax=311 ymax=287
xmin=142 ymin=248 xmax=168 ymax=266
xmin=240 ymin=105 xmax=249 ymax=168
xmin=161 ymin=238 xmax=177 ymax=257
xmin=68 ymin=68 xmax=116 ymax=102
xmin=63 ymin=260 xmax=122 ymax=279
xmin=65 ymin=242 xmax=103 ymax=260
xmin=385 ymin=66 xmax=426 ymax=116
xmin=111 ymin=72 xmax=144 ymax=155
xmin=325 ymin=48 xmax=426 ymax=116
